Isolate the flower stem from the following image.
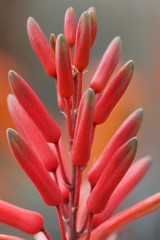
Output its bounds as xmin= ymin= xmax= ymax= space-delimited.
xmin=41 ymin=227 xmax=52 ymax=240
xmin=65 ymin=98 xmax=74 ymax=140
xmin=69 ymin=47 xmax=73 ymax=64
xmin=55 ymin=143 xmax=71 ymax=187
xmin=85 ymin=213 xmax=93 ymax=240
xmin=74 ymin=166 xmax=82 ymax=208
xmin=56 ymin=205 xmax=67 ymax=240
xmin=69 ymin=164 xmax=79 ymax=240
xmin=76 ymin=71 xmax=83 ymax=108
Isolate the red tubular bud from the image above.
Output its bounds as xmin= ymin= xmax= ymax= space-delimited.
xmin=27 ymin=17 xmax=56 ymax=77
xmin=74 ymin=11 xmax=90 ymax=72
xmin=93 ymin=156 xmax=152 ymax=226
xmin=87 ymin=137 xmax=138 ymax=214
xmin=88 ymin=7 xmax=98 ymax=48
xmin=55 ymin=34 xmax=74 ymax=98
xmin=71 ymin=88 xmax=95 ymax=167
xmin=93 ymin=60 xmax=134 ymax=125
xmin=64 ymin=7 xmax=77 ymax=47
xmin=90 ymin=36 xmax=122 ymax=93
xmin=90 ymin=193 xmax=160 ymax=240
xmin=49 ymin=33 xmax=56 ymax=56
xmin=0 ymin=200 xmax=43 ymax=234
xmin=7 ymin=129 xmax=62 ymax=206
xmin=88 ymin=108 xmax=143 ymax=187
xmin=8 ymin=71 xmax=61 ymax=143
xmin=0 ymin=235 xmax=24 ymax=240
xmin=8 ymin=94 xmax=58 ymax=172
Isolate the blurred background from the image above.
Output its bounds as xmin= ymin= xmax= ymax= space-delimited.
xmin=0 ymin=0 xmax=160 ymax=239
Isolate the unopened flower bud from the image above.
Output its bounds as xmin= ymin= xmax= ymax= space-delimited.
xmin=49 ymin=33 xmax=56 ymax=56
xmin=87 ymin=138 xmax=138 ymax=214
xmin=88 ymin=108 xmax=143 ymax=187
xmin=64 ymin=7 xmax=77 ymax=47
xmin=8 ymin=94 xmax=58 ymax=171
xmin=90 ymin=36 xmax=121 ymax=93
xmin=0 ymin=235 xmax=25 ymax=240
xmin=74 ymin=11 xmax=91 ymax=72
xmin=93 ymin=60 xmax=134 ymax=125
xmin=7 ymin=129 xmax=62 ymax=206
xmin=93 ymin=156 xmax=152 ymax=226
xmin=90 ymin=193 xmax=160 ymax=240
xmin=71 ymin=88 xmax=95 ymax=167
xmin=88 ymin=7 xmax=98 ymax=48
xmin=27 ymin=17 xmax=56 ymax=77
xmin=0 ymin=200 xmax=43 ymax=234
xmin=56 ymin=34 xmax=74 ymax=98
xmin=8 ymin=71 xmax=61 ymax=143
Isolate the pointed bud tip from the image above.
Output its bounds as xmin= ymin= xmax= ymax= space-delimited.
xmin=81 ymin=11 xmax=90 ymax=24
xmin=66 ymin=6 xmax=75 ymax=12
xmin=127 ymin=60 xmax=134 ymax=72
xmin=7 ymin=128 xmax=17 ymax=142
xmin=86 ymin=88 xmax=95 ymax=106
xmin=84 ymin=88 xmax=95 ymax=106
xmin=129 ymin=137 xmax=138 ymax=150
xmin=88 ymin=7 xmax=96 ymax=13
xmin=57 ymin=33 xmax=66 ymax=45
xmin=50 ymin=33 xmax=56 ymax=43
xmin=27 ymin=17 xmax=36 ymax=27
xmin=113 ymin=36 xmax=122 ymax=50
xmin=136 ymin=107 xmax=144 ymax=119
xmin=144 ymin=155 xmax=152 ymax=166
xmin=8 ymin=70 xmax=16 ymax=81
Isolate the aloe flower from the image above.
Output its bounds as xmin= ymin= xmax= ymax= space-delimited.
xmin=1 ymin=6 xmax=159 ymax=240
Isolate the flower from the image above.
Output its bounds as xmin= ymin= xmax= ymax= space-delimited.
xmin=0 ymin=6 xmax=159 ymax=240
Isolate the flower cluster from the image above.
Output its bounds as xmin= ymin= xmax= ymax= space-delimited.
xmin=0 ymin=6 xmax=160 ymax=240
